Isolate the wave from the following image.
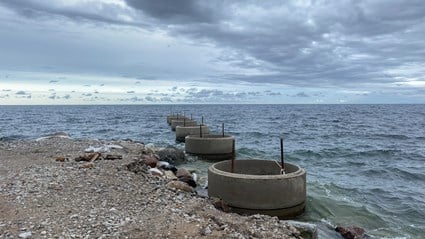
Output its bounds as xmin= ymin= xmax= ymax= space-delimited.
xmin=0 ymin=134 xmax=28 ymax=141
xmin=371 ymin=133 xmax=411 ymax=140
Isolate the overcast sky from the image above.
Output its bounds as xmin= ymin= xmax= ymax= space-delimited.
xmin=0 ymin=0 xmax=424 ymax=104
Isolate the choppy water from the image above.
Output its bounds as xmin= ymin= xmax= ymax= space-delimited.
xmin=1 ymin=104 xmax=424 ymax=238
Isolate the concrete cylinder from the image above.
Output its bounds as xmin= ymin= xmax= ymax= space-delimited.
xmin=185 ymin=135 xmax=234 ymax=160
xmin=175 ymin=125 xmax=210 ymax=142
xmin=167 ymin=116 xmax=190 ymax=125
xmin=170 ymin=120 xmax=197 ymax=131
xmin=208 ymin=160 xmax=306 ymax=218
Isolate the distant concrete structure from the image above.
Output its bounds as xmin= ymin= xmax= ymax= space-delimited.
xmin=175 ymin=125 xmax=210 ymax=142
xmin=170 ymin=119 xmax=197 ymax=131
xmin=185 ymin=134 xmax=234 ymax=160
xmin=167 ymin=115 xmax=190 ymax=125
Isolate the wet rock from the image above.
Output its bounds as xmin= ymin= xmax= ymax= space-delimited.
xmin=142 ymin=154 xmax=158 ymax=168
xmin=335 ymin=226 xmax=366 ymax=239
xmin=176 ymin=168 xmax=191 ymax=178
xmin=178 ymin=176 xmax=197 ymax=188
xmin=166 ymin=180 xmax=194 ymax=193
xmin=286 ymin=220 xmax=318 ymax=239
xmin=156 ymin=146 xmax=186 ymax=165
xmin=158 ymin=163 xmax=177 ymax=174
xmin=175 ymin=168 xmax=196 ymax=187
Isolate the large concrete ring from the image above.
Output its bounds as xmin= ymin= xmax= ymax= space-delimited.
xmin=208 ymin=160 xmax=306 ymax=218
xmin=175 ymin=125 xmax=210 ymax=142
xmin=171 ymin=120 xmax=197 ymax=131
xmin=185 ymin=135 xmax=234 ymax=160
xmin=167 ymin=116 xmax=189 ymax=125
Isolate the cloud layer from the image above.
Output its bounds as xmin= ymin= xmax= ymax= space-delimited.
xmin=0 ymin=0 xmax=424 ymax=104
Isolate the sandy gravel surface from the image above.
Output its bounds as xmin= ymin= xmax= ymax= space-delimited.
xmin=0 ymin=137 xmax=302 ymax=239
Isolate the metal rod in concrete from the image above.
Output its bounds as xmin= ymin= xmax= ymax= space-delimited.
xmin=231 ymin=139 xmax=235 ymax=173
xmin=222 ymin=123 xmax=225 ymax=137
xmin=201 ymin=116 xmax=204 ymax=125
xmin=280 ymin=137 xmax=285 ymax=174
xmin=190 ymin=114 xmax=192 ymax=120
xmin=199 ymin=124 xmax=203 ymax=138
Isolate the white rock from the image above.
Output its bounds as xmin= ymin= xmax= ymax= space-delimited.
xmin=19 ymin=231 xmax=32 ymax=238
xmin=149 ymin=168 xmax=163 ymax=176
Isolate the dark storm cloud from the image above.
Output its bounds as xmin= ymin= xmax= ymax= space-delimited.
xmin=1 ymin=0 xmax=424 ymax=98
xmin=124 ymin=0 xmax=425 ymax=88
xmin=125 ymin=0 xmax=219 ymax=23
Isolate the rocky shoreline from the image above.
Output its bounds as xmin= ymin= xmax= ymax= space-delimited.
xmin=0 ymin=137 xmax=304 ymax=239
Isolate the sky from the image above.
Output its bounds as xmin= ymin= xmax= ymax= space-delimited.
xmin=0 ymin=0 xmax=425 ymax=104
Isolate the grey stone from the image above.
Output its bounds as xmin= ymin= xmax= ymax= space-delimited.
xmin=156 ymin=146 xmax=186 ymax=165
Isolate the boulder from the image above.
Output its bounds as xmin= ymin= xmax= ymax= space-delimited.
xmin=166 ymin=180 xmax=194 ymax=193
xmin=176 ymin=168 xmax=191 ymax=178
xmin=142 ymin=154 xmax=158 ymax=167
xmin=149 ymin=168 xmax=163 ymax=176
xmin=163 ymin=170 xmax=177 ymax=180
xmin=126 ymin=160 xmax=149 ymax=175
xmin=178 ymin=176 xmax=197 ymax=188
xmin=335 ymin=226 xmax=366 ymax=239
xmin=156 ymin=146 xmax=186 ymax=165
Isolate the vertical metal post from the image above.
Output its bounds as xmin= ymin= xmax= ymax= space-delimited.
xmin=231 ymin=139 xmax=235 ymax=173
xmin=201 ymin=116 xmax=204 ymax=125
xmin=199 ymin=124 xmax=203 ymax=138
xmin=280 ymin=137 xmax=285 ymax=174
xmin=190 ymin=114 xmax=192 ymax=120
xmin=222 ymin=123 xmax=224 ymax=137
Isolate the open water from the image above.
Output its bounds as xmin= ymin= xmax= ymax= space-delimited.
xmin=1 ymin=104 xmax=424 ymax=238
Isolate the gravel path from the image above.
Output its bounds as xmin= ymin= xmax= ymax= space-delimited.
xmin=0 ymin=138 xmax=302 ymax=239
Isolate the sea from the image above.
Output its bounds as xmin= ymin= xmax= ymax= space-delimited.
xmin=0 ymin=104 xmax=424 ymax=239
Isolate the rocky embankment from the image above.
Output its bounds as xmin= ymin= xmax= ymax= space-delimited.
xmin=0 ymin=137 xmax=303 ymax=239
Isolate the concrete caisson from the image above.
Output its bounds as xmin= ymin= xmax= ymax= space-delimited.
xmin=170 ymin=120 xmax=197 ymax=131
xmin=185 ymin=135 xmax=234 ymax=160
xmin=167 ymin=115 xmax=190 ymax=125
xmin=208 ymin=160 xmax=306 ymax=218
xmin=175 ymin=125 xmax=210 ymax=142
